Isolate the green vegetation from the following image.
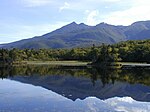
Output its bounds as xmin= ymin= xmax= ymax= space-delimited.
xmin=0 ymin=40 xmax=150 ymax=65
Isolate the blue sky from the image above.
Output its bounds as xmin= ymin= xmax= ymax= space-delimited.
xmin=0 ymin=0 xmax=150 ymax=44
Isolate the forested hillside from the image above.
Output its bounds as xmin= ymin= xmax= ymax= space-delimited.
xmin=0 ymin=40 xmax=150 ymax=64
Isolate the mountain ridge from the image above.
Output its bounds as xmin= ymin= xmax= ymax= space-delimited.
xmin=1 ymin=20 xmax=150 ymax=49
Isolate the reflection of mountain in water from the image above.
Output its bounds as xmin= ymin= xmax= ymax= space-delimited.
xmin=11 ymin=74 xmax=150 ymax=102
xmin=0 ymin=65 xmax=150 ymax=102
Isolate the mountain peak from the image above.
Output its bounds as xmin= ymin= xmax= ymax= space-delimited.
xmin=67 ymin=22 xmax=78 ymax=26
xmin=62 ymin=22 xmax=79 ymax=28
xmin=59 ymin=21 xmax=89 ymax=32
xmin=96 ymin=22 xmax=110 ymax=27
xmin=67 ymin=22 xmax=89 ymax=27
xmin=79 ymin=23 xmax=89 ymax=27
xmin=79 ymin=23 xmax=86 ymax=25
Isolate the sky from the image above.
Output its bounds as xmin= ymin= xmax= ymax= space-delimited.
xmin=1 ymin=0 xmax=150 ymax=44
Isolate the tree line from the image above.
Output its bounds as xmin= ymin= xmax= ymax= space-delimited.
xmin=0 ymin=39 xmax=150 ymax=64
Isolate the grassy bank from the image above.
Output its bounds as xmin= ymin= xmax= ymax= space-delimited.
xmin=3 ymin=61 xmax=150 ymax=68
xmin=25 ymin=61 xmax=90 ymax=66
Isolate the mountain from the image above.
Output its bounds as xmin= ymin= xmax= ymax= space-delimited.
xmin=1 ymin=20 xmax=150 ymax=49
xmin=123 ymin=20 xmax=150 ymax=40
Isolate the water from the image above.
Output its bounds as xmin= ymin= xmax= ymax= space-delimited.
xmin=0 ymin=65 xmax=150 ymax=112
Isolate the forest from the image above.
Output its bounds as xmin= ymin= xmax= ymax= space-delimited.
xmin=0 ymin=39 xmax=150 ymax=64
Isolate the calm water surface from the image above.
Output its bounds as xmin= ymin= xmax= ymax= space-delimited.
xmin=0 ymin=65 xmax=150 ymax=112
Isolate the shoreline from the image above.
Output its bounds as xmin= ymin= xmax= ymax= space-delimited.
xmin=25 ymin=61 xmax=90 ymax=66
xmin=1 ymin=61 xmax=150 ymax=68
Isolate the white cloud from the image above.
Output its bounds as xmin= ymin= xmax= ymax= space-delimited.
xmin=105 ymin=97 xmax=150 ymax=112
xmin=22 ymin=0 xmax=52 ymax=7
xmin=86 ymin=10 xmax=100 ymax=25
xmin=76 ymin=96 xmax=150 ymax=112
xmin=103 ymin=0 xmax=150 ymax=25
xmin=59 ymin=2 xmax=70 ymax=12
xmin=85 ymin=10 xmax=90 ymax=14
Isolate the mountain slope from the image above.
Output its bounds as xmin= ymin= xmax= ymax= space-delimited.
xmin=1 ymin=20 xmax=150 ymax=49
xmin=123 ymin=20 xmax=150 ymax=40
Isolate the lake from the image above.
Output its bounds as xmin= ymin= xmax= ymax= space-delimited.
xmin=0 ymin=65 xmax=150 ymax=112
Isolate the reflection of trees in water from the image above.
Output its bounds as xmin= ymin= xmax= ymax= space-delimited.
xmin=89 ymin=67 xmax=150 ymax=86
xmin=0 ymin=66 xmax=13 ymax=79
xmin=0 ymin=65 xmax=91 ymax=78
xmin=119 ymin=69 xmax=150 ymax=85
xmin=0 ymin=65 xmax=150 ymax=86
xmin=88 ymin=67 xmax=121 ymax=87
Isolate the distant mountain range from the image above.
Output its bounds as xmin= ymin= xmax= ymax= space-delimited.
xmin=1 ymin=20 xmax=150 ymax=49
